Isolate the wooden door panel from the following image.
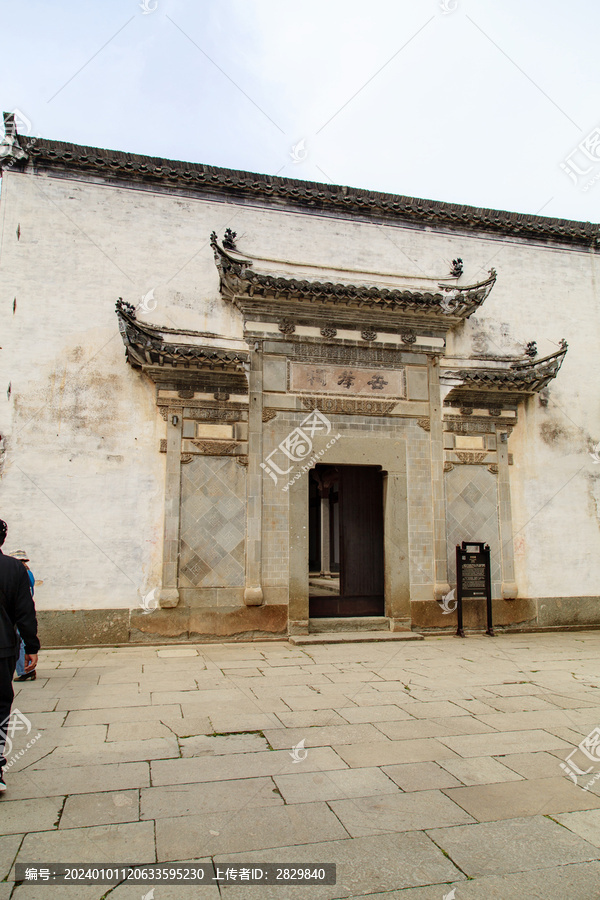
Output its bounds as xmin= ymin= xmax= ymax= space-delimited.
xmin=340 ymin=466 xmax=384 ymax=601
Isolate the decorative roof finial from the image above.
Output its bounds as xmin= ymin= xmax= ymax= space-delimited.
xmin=450 ymin=258 xmax=463 ymax=278
xmin=0 ymin=111 xmax=28 ymax=164
xmin=525 ymin=341 xmax=537 ymax=358
xmin=223 ymin=228 xmax=237 ymax=251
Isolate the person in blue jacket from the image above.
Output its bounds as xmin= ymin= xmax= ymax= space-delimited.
xmin=11 ymin=551 xmax=36 ymax=682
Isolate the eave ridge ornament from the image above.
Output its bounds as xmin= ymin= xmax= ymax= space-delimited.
xmin=0 ymin=112 xmax=29 ymax=165
xmin=115 ymin=298 xmax=249 ymax=371
xmin=443 ymin=340 xmax=568 ymax=396
xmin=210 ymin=234 xmax=497 ymax=319
xmin=437 ymin=269 xmax=496 ymax=318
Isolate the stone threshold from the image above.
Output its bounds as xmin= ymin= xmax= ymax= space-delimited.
xmin=289 ymin=631 xmax=424 ymax=645
xmin=309 ymin=616 xmax=390 ymax=633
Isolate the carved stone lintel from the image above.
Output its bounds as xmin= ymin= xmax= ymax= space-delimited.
xmin=460 ymin=406 xmax=474 ymax=416
xmin=262 ymin=409 xmax=277 ymax=422
xmin=320 ymin=324 xmax=337 ymax=338
xmin=455 ymin=451 xmax=487 ymax=464
xmin=487 ymin=464 xmax=499 ymax=475
xmin=180 ymin=454 xmax=193 ymax=464
xmin=443 ymin=462 xmax=454 ymax=473
xmin=190 ymin=408 xmax=240 ymax=423
xmin=401 ymin=330 xmax=416 ymax=344
xmin=178 ymin=390 xmax=194 ymax=399
xmin=488 ymin=407 xmax=502 ymax=417
xmin=301 ymin=396 xmax=396 ymax=416
xmin=417 ymin=418 xmax=431 ymax=431
xmin=279 ymin=320 xmax=296 ymax=334
xmin=159 ymin=439 xmax=167 ymax=453
xmin=214 ymin=391 xmax=230 ymax=401
xmin=236 ymin=455 xmax=249 ymax=466
xmin=191 ymin=440 xmax=238 ymax=455
xmin=361 ymin=329 xmax=377 ymax=341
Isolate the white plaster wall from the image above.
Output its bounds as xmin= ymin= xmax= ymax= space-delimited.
xmin=1 ymin=165 xmax=598 ymax=610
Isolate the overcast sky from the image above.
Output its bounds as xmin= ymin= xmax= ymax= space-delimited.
xmin=1 ymin=0 xmax=599 ymax=223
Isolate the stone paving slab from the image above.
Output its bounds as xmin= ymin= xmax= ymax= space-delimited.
xmin=376 ymin=716 xmax=496 ymax=739
xmin=60 ymin=790 xmax=140 ymax=829
xmin=555 ymin=809 xmax=600 ymax=848
xmin=357 ymin=861 xmax=600 ymax=898
xmin=150 ymin=747 xmax=348 ymax=786
xmin=264 ymin=723 xmax=383 ymax=750
xmin=381 ymin=762 xmax=462 ymax=792
xmin=30 ymin=736 xmax=179 ymax=769
xmin=334 ymin=704 xmax=412 ymax=724
xmin=0 ymin=796 xmax=64 ymax=835
xmin=217 ymin=832 xmax=463 ymax=898
xmin=495 ymin=750 xmax=567 ymax=779
xmin=443 ymin=776 xmax=600 ymax=821
xmin=108 ymin=880 xmax=221 ymax=899
xmin=426 ymin=815 xmax=600 ymax=877
xmin=64 ymin=703 xmax=183 ymax=726
xmin=438 ymin=755 xmax=524 ymax=786
xmin=273 ymin=767 xmax=400 ymax=804
xmin=334 ymin=738 xmax=459 ymax=767
xmin=437 ymin=729 xmax=572 ymax=757
xmin=13 ymin=821 xmax=157 ymax=873
xmin=0 ymin=833 xmax=22 ymax=880
xmin=274 ymin=709 xmax=348 ymax=728
xmin=1 ymin=761 xmax=150 ymax=800
xmin=202 ymin=712 xmax=284 ymax=733
xmin=155 ymin=801 xmax=349 ymax=859
xmin=180 ymin=732 xmax=269 ymax=756
xmin=329 ymin=790 xmax=474 ymax=836
xmin=141 ymin=778 xmax=283 ymax=819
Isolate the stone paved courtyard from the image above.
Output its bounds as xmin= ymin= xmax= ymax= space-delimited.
xmin=1 ymin=631 xmax=600 ymax=898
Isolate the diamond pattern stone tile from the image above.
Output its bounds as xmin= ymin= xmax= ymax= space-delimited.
xmin=179 ymin=457 xmax=246 ymax=588
xmin=446 ymin=466 xmax=501 ymax=593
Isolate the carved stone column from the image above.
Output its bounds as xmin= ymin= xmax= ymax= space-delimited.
xmin=244 ymin=342 xmax=264 ymax=605
xmin=159 ymin=409 xmax=183 ymax=608
xmin=428 ymin=357 xmax=451 ymax=600
xmin=497 ymin=431 xmax=518 ymax=599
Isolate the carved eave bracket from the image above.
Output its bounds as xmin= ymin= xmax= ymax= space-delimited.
xmin=0 ymin=112 xmax=28 ymax=166
xmin=115 ymin=299 xmax=249 ymax=389
xmin=442 ymin=341 xmax=568 ymax=408
xmin=210 ymin=234 xmax=496 ymax=330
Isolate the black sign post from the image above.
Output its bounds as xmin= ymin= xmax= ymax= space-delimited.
xmin=455 ymin=542 xmax=494 ymax=637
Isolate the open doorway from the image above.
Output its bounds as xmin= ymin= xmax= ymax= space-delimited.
xmin=309 ymin=464 xmax=384 ymax=617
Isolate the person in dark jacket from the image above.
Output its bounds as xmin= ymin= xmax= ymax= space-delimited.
xmin=0 ymin=519 xmax=39 ymax=792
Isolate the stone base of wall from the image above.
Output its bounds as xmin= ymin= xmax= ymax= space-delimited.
xmin=36 ymin=606 xmax=288 ymax=647
xmin=411 ymin=597 xmax=600 ymax=633
xmin=38 ymin=609 xmax=131 ymax=647
xmin=34 ymin=598 xmax=600 ymax=647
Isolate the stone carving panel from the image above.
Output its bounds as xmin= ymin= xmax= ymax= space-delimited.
xmin=191 ymin=440 xmax=238 ymax=455
xmin=290 ymin=362 xmax=406 ymax=398
xmin=301 ymin=397 xmax=396 ymax=416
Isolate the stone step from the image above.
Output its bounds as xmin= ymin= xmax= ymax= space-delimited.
xmin=308 ymin=616 xmax=390 ymax=633
xmin=289 ymin=630 xmax=424 ymax=645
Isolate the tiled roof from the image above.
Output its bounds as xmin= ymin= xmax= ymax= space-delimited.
xmin=4 ymin=119 xmax=598 ymax=247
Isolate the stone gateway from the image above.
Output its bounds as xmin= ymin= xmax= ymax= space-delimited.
xmin=1 ymin=112 xmax=598 ymax=645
